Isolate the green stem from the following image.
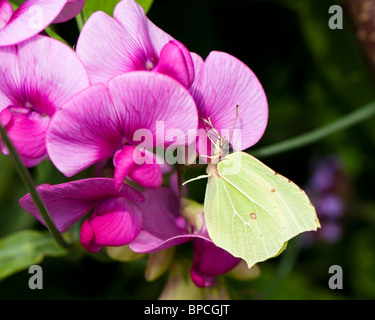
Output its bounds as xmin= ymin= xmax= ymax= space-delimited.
xmin=75 ymin=12 xmax=84 ymax=33
xmin=252 ymin=101 xmax=375 ymax=158
xmin=0 ymin=124 xmax=71 ymax=250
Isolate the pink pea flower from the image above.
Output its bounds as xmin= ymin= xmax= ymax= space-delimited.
xmin=76 ymin=0 xmax=194 ymax=88
xmin=53 ymin=0 xmax=85 ymax=23
xmin=46 ymin=71 xmax=198 ymax=189
xmin=190 ymin=51 xmax=268 ymax=159
xmin=130 ymin=188 xmax=240 ymax=288
xmin=0 ymin=34 xmax=89 ymax=167
xmin=19 ymin=178 xmax=145 ymax=252
xmin=0 ymin=0 xmax=85 ymax=46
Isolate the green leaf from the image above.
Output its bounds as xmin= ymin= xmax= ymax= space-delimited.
xmin=45 ymin=27 xmax=70 ymax=46
xmin=204 ymin=152 xmax=320 ymax=268
xmin=81 ymin=0 xmax=154 ymax=22
xmin=0 ymin=230 xmax=68 ymax=280
xmin=8 ymin=0 xmax=23 ymax=10
xmin=135 ymin=0 xmax=154 ymax=14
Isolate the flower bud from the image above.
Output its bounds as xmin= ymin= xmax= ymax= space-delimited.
xmin=145 ymin=247 xmax=175 ymax=282
xmin=106 ymin=245 xmax=145 ymax=262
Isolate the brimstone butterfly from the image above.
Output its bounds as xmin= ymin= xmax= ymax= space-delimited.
xmin=200 ymin=110 xmax=321 ymax=268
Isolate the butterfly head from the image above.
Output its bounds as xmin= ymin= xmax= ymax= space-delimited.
xmin=202 ymin=105 xmax=238 ymax=164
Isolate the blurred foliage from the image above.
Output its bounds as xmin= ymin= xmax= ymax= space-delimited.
xmin=81 ymin=0 xmax=154 ymax=22
xmin=1 ymin=0 xmax=375 ymax=299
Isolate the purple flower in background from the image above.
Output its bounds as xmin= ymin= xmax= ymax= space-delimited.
xmin=19 ymin=178 xmax=145 ymax=252
xmin=0 ymin=34 xmax=89 ymax=167
xmin=0 ymin=0 xmax=85 ymax=46
xmin=76 ymin=0 xmax=194 ymax=88
xmin=189 ymin=51 xmax=268 ymax=159
xmin=130 ymin=188 xmax=240 ymax=288
xmin=46 ymin=71 xmax=198 ymax=189
xmin=305 ymin=156 xmax=349 ymax=244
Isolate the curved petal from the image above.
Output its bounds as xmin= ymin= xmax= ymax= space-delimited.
xmin=190 ymin=52 xmax=204 ymax=87
xmin=128 ymin=149 xmax=162 ymax=189
xmin=0 ymin=0 xmax=66 ymax=46
xmin=130 ymin=188 xmax=206 ymax=253
xmin=191 ymin=51 xmax=268 ymax=153
xmin=0 ymin=44 xmax=21 ymax=110
xmin=154 ymin=40 xmax=195 ymax=88
xmin=113 ymin=0 xmax=154 ymax=53
xmin=147 ymin=20 xmax=174 ymax=56
xmin=113 ymin=0 xmax=173 ymax=58
xmin=108 ymin=71 xmax=198 ymax=148
xmin=76 ymin=11 xmax=147 ymax=84
xmin=53 ymin=0 xmax=85 ymax=23
xmin=113 ymin=145 xmax=162 ymax=190
xmin=77 ymin=0 xmax=175 ymax=85
xmin=0 ymin=0 xmax=13 ymax=30
xmin=19 ymin=178 xmax=144 ymax=232
xmin=16 ymin=35 xmax=89 ymax=115
xmin=46 ymin=84 xmax=123 ymax=177
xmin=113 ymin=145 xmax=138 ymax=190
xmin=115 ymin=0 xmax=173 ymax=56
xmin=0 ymin=106 xmax=49 ymax=166
xmin=191 ymin=238 xmax=240 ymax=288
xmin=81 ymin=197 xmax=142 ymax=252
xmin=80 ymin=220 xmax=104 ymax=253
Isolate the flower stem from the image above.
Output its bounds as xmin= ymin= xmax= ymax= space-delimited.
xmin=252 ymin=101 xmax=375 ymax=158
xmin=75 ymin=12 xmax=84 ymax=33
xmin=0 ymin=124 xmax=71 ymax=249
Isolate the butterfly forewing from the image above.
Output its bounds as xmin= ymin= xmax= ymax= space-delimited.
xmin=205 ymin=161 xmax=285 ymax=268
xmin=204 ymin=151 xmax=320 ymax=268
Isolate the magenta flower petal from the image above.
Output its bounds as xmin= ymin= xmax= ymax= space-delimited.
xmin=0 ymin=35 xmax=89 ymax=166
xmin=0 ymin=0 xmax=13 ymax=30
xmin=130 ymin=188 xmax=206 ymax=253
xmin=0 ymin=45 xmax=21 ymax=110
xmin=53 ymin=0 xmax=85 ymax=23
xmin=130 ymin=187 xmax=240 ymax=287
xmin=113 ymin=145 xmax=162 ymax=189
xmin=19 ymin=178 xmax=144 ymax=232
xmin=17 ymin=35 xmax=89 ymax=113
xmin=190 ymin=52 xmax=204 ymax=82
xmin=80 ymin=220 xmax=104 ymax=253
xmin=113 ymin=145 xmax=138 ymax=190
xmin=154 ymin=40 xmax=195 ymax=89
xmin=191 ymin=238 xmax=241 ymax=288
xmin=0 ymin=0 xmax=66 ymax=46
xmin=191 ymin=51 xmax=268 ymax=153
xmin=81 ymin=197 xmax=143 ymax=252
xmin=108 ymin=72 xmax=198 ymax=147
xmin=76 ymin=0 xmax=194 ymax=88
xmin=0 ymin=106 xmax=49 ymax=166
xmin=112 ymin=0 xmax=173 ymax=57
xmin=46 ymin=84 xmax=123 ymax=177
xmin=47 ymin=72 xmax=198 ymax=177
xmin=76 ymin=11 xmax=139 ymax=84
xmin=128 ymin=155 xmax=162 ymax=190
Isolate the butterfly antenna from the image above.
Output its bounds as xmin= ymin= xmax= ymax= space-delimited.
xmin=229 ymin=105 xmax=239 ymax=145
xmin=207 ymin=131 xmax=221 ymax=149
xmin=203 ymin=117 xmax=221 ymax=139
xmin=182 ymin=174 xmax=211 ymax=186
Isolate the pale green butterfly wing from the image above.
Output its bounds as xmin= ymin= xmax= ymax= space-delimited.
xmin=204 ymin=151 xmax=320 ymax=268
